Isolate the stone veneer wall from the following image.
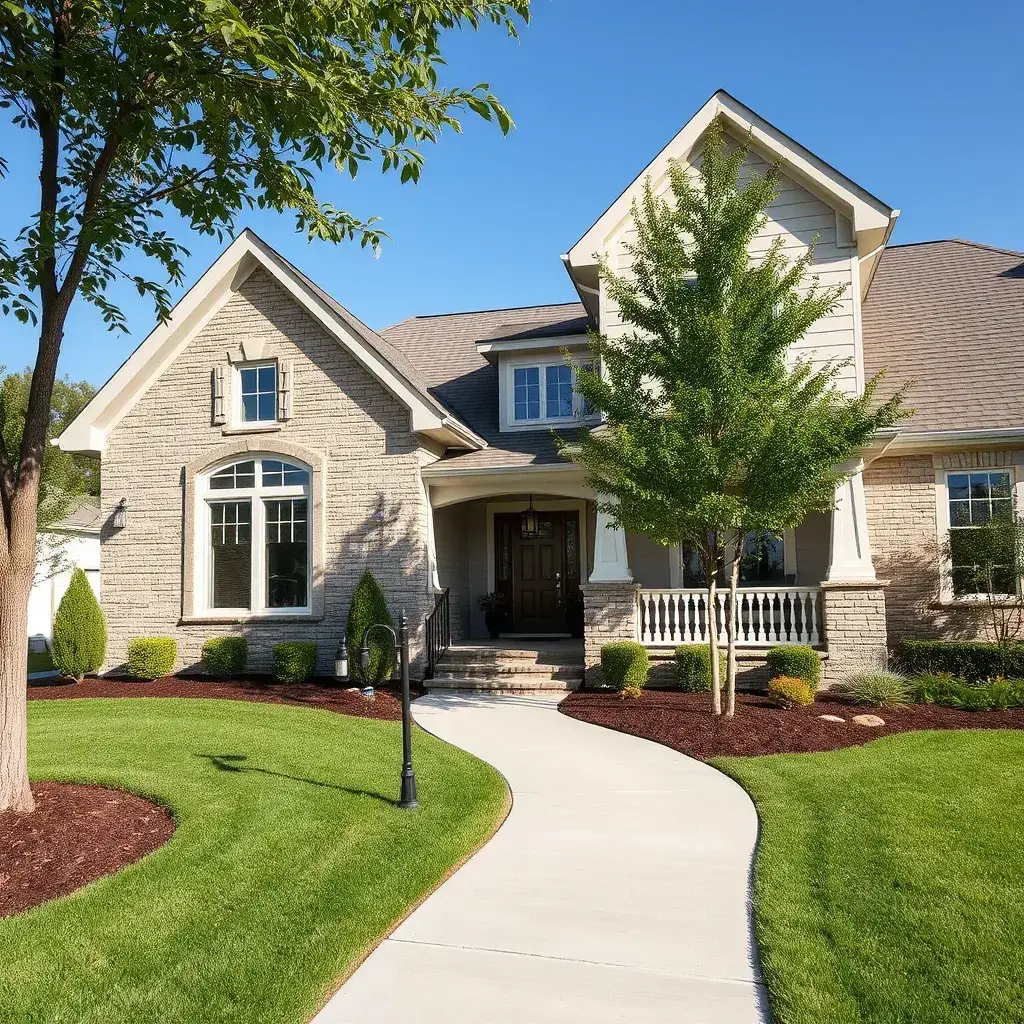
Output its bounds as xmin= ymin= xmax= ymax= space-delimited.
xmin=581 ymin=581 xmax=639 ymax=684
xmin=101 ymin=267 xmax=433 ymax=676
xmin=821 ymin=582 xmax=888 ymax=685
xmin=864 ymin=452 xmax=1023 ymax=644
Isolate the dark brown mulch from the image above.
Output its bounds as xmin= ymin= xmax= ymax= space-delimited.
xmin=559 ymin=689 xmax=1024 ymax=760
xmin=27 ymin=675 xmax=421 ymax=721
xmin=0 ymin=782 xmax=174 ymax=918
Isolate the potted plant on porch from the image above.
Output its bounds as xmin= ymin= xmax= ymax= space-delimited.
xmin=477 ymin=592 xmax=506 ymax=640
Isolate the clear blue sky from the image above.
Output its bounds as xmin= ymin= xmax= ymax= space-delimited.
xmin=2 ymin=0 xmax=1022 ymax=388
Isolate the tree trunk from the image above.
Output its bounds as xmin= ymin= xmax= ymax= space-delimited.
xmin=726 ymin=544 xmax=740 ymax=718
xmin=0 ymin=561 xmax=36 ymax=812
xmin=706 ymin=535 xmax=722 ymax=716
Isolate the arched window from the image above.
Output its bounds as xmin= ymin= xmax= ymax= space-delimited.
xmin=197 ymin=456 xmax=311 ymax=614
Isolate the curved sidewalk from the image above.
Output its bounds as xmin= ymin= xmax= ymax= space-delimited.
xmin=314 ymin=691 xmax=768 ymax=1023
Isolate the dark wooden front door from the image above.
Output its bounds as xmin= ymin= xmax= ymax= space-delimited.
xmin=494 ymin=511 xmax=580 ymax=634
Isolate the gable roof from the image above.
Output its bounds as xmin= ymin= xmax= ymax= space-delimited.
xmin=47 ymin=494 xmax=103 ymax=534
xmin=381 ymin=302 xmax=589 ymax=470
xmin=863 ymin=240 xmax=1024 ymax=432
xmin=58 ymin=230 xmax=484 ymax=456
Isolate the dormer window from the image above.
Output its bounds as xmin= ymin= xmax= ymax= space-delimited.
xmin=506 ymin=356 xmax=592 ymax=427
xmin=238 ymin=362 xmax=277 ymax=423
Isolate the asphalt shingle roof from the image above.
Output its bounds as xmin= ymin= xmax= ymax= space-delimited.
xmin=862 ymin=240 xmax=1024 ymax=432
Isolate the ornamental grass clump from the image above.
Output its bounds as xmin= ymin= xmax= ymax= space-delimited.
xmin=673 ymin=645 xmax=725 ymax=692
xmin=601 ymin=641 xmax=649 ymax=692
xmin=766 ymin=645 xmax=821 ymax=689
xmin=840 ymin=671 xmax=910 ymax=708
xmin=274 ymin=642 xmax=317 ymax=683
xmin=201 ymin=636 xmax=248 ymax=677
xmin=51 ymin=567 xmax=106 ymax=681
xmin=126 ymin=637 xmax=177 ymax=680
xmin=767 ymin=675 xmax=815 ymax=709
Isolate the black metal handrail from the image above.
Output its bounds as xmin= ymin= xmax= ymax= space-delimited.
xmin=424 ymin=587 xmax=450 ymax=680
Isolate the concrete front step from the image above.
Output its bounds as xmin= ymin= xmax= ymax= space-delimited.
xmin=425 ymin=676 xmax=581 ymax=692
xmin=442 ymin=649 xmax=581 ymax=665
xmin=437 ymin=661 xmax=584 ymax=678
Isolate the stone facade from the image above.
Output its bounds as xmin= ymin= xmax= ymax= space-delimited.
xmin=820 ymin=582 xmax=888 ymax=684
xmin=101 ymin=268 xmax=433 ymax=676
xmin=581 ymin=581 xmax=639 ymax=684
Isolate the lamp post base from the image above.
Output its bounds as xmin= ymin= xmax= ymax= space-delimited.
xmin=399 ymin=768 xmax=418 ymax=810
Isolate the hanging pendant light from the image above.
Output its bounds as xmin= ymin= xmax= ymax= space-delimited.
xmin=520 ymin=495 xmax=539 ymax=538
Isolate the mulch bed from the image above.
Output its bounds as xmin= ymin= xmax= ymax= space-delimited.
xmin=27 ymin=675 xmax=420 ymax=722
xmin=0 ymin=782 xmax=174 ymax=918
xmin=559 ymin=689 xmax=1024 ymax=760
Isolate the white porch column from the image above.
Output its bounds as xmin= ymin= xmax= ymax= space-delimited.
xmin=421 ymin=480 xmax=441 ymax=592
xmin=825 ymin=461 xmax=876 ymax=583
xmin=589 ymin=493 xmax=632 ymax=583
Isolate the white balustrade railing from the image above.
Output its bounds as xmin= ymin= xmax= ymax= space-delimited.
xmin=637 ymin=587 xmax=821 ymax=647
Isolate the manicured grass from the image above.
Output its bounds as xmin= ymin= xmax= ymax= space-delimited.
xmin=1 ymin=698 xmax=507 ymax=1024
xmin=717 ymin=730 xmax=1024 ymax=1024
xmin=26 ymin=650 xmax=54 ymax=674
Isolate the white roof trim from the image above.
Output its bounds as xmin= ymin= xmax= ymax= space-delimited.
xmin=567 ymin=89 xmax=896 ymax=268
xmin=59 ymin=230 xmax=482 ymax=455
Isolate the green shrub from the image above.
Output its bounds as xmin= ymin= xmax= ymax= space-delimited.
xmin=126 ymin=637 xmax=176 ymax=680
xmin=619 ymin=682 xmax=644 ymax=700
xmin=274 ymin=642 xmax=317 ymax=683
xmin=839 ymin=671 xmax=911 ymax=707
xmin=51 ymin=567 xmax=106 ymax=680
xmin=673 ymin=644 xmax=725 ymax=692
xmin=911 ymin=673 xmax=1024 ymax=711
xmin=896 ymin=639 xmax=1024 ymax=682
xmin=910 ymin=672 xmax=966 ymax=706
xmin=201 ymin=636 xmax=248 ymax=677
xmin=767 ymin=675 xmax=814 ymax=708
xmin=345 ymin=569 xmax=396 ymax=684
xmin=601 ymin=642 xmax=649 ymax=691
xmin=766 ymin=645 xmax=821 ymax=688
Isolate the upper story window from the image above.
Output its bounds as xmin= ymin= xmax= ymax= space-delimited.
xmin=199 ymin=455 xmax=311 ymax=615
xmin=946 ymin=470 xmax=1016 ymax=596
xmin=237 ymin=362 xmax=277 ymax=423
xmin=506 ymin=357 xmax=594 ymax=427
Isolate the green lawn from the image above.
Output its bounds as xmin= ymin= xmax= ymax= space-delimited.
xmin=717 ymin=730 xmax=1024 ymax=1024
xmin=1 ymin=698 xmax=507 ymax=1024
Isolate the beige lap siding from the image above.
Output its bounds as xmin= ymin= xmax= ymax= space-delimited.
xmin=864 ymin=453 xmax=1022 ymax=643
xmin=101 ymin=267 xmax=432 ymax=676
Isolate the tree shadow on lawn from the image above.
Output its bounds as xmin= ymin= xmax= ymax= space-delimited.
xmin=194 ymin=753 xmax=399 ymax=807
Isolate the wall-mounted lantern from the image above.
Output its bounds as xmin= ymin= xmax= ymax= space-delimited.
xmin=520 ymin=495 xmax=538 ymax=539
xmin=112 ymin=498 xmax=128 ymax=530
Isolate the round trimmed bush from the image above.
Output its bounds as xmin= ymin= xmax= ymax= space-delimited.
xmin=839 ymin=671 xmax=910 ymax=708
xmin=51 ymin=567 xmax=106 ymax=681
xmin=201 ymin=636 xmax=248 ymax=677
xmin=766 ymin=645 xmax=821 ymax=689
xmin=126 ymin=637 xmax=176 ymax=680
xmin=673 ymin=644 xmax=725 ymax=692
xmin=767 ymin=675 xmax=815 ymax=709
xmin=601 ymin=641 xmax=649 ymax=691
xmin=345 ymin=569 xmax=396 ymax=684
xmin=274 ymin=641 xmax=317 ymax=683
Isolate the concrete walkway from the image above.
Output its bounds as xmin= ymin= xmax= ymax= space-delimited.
xmin=314 ymin=692 xmax=768 ymax=1024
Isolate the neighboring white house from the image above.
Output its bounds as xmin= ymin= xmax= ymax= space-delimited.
xmin=28 ymin=495 xmax=102 ymax=646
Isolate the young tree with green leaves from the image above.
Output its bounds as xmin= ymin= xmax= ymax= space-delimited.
xmin=0 ymin=0 xmax=529 ymax=812
xmin=560 ymin=117 xmax=907 ymax=717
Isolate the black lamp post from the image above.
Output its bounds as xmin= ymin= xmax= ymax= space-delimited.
xmin=335 ymin=611 xmax=418 ymax=810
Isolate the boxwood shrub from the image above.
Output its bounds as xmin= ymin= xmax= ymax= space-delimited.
xmin=274 ymin=641 xmax=317 ymax=683
xmin=766 ymin=644 xmax=821 ymax=688
xmin=51 ymin=567 xmax=106 ymax=681
xmin=673 ymin=644 xmax=725 ymax=692
xmin=896 ymin=639 xmax=1024 ymax=682
xmin=126 ymin=637 xmax=176 ymax=680
xmin=201 ymin=636 xmax=248 ymax=677
xmin=601 ymin=641 xmax=649 ymax=691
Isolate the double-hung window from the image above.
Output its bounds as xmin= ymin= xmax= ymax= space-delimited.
xmin=946 ymin=470 xmax=1017 ymax=597
xmin=237 ymin=363 xmax=277 ymax=424
xmin=509 ymin=359 xmax=592 ymax=425
xmin=200 ymin=456 xmax=311 ymax=615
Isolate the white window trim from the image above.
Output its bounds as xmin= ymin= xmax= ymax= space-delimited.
xmin=193 ymin=455 xmax=311 ymax=618
xmin=934 ymin=465 xmax=1022 ymax=603
xmin=500 ymin=352 xmax=599 ymax=432
xmin=232 ymin=360 xmax=279 ymax=427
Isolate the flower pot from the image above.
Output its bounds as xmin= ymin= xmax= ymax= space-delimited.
xmin=484 ymin=609 xmax=501 ymax=639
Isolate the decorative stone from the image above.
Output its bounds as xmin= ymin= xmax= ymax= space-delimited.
xmin=818 ymin=714 xmax=846 ymax=723
xmin=853 ymin=713 xmax=885 ymax=727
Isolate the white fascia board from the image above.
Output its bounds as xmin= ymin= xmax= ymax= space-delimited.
xmin=58 ymin=230 xmax=476 ymax=454
xmin=477 ymin=334 xmax=591 ymax=356
xmin=885 ymin=427 xmax=1024 ymax=453
xmin=567 ymin=90 xmax=894 ymax=269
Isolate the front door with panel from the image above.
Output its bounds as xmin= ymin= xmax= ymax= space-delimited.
xmin=494 ymin=511 xmax=580 ymax=634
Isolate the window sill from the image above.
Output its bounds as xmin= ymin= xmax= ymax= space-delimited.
xmin=503 ymin=417 xmax=600 ymax=434
xmin=179 ymin=613 xmax=322 ymax=625
xmin=221 ymin=423 xmax=282 ymax=436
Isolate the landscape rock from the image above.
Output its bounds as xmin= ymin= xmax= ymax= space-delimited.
xmin=852 ymin=713 xmax=885 ymax=727
xmin=818 ymin=714 xmax=846 ymax=723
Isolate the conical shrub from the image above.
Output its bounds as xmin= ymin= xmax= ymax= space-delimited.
xmin=52 ymin=567 xmax=106 ymax=681
xmin=345 ymin=569 xmax=396 ymax=684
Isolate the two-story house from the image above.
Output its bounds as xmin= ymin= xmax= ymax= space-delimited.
xmin=58 ymin=90 xmax=1024 ymax=686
